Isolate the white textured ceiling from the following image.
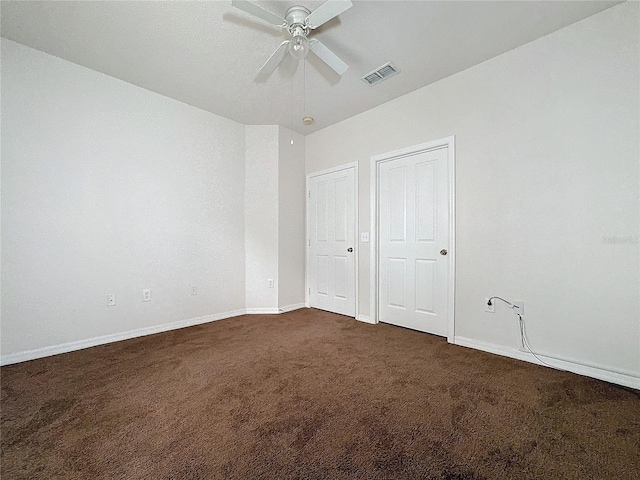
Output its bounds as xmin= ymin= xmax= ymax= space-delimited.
xmin=1 ymin=1 xmax=620 ymax=134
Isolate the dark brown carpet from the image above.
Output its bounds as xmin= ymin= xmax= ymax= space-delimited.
xmin=1 ymin=308 xmax=638 ymax=479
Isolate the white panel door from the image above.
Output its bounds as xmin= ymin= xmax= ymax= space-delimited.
xmin=308 ymin=167 xmax=356 ymax=317
xmin=378 ymin=146 xmax=449 ymax=335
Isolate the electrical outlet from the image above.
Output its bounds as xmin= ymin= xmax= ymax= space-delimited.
xmin=484 ymin=298 xmax=495 ymax=313
xmin=267 ymin=279 xmax=274 ymax=288
xmin=191 ymin=286 xmax=197 ymax=296
xmin=107 ymin=294 xmax=116 ymax=306
xmin=512 ymin=301 xmax=524 ymax=315
xmin=143 ymin=289 xmax=151 ymax=302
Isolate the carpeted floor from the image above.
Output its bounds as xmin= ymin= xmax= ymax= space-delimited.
xmin=1 ymin=308 xmax=638 ymax=479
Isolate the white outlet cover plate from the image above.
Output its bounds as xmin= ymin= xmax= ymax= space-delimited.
xmin=484 ymin=298 xmax=495 ymax=313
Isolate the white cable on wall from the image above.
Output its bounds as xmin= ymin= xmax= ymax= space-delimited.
xmin=487 ymin=296 xmax=565 ymax=372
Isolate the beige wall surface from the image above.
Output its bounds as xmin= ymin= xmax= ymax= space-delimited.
xmin=306 ymin=3 xmax=640 ymax=380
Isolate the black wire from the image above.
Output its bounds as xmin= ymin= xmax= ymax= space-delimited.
xmin=487 ymin=296 xmax=512 ymax=307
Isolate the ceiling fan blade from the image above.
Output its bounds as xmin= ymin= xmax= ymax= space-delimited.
xmin=305 ymin=0 xmax=353 ymax=29
xmin=231 ymin=0 xmax=285 ymax=27
xmin=259 ymin=41 xmax=290 ymax=76
xmin=309 ymin=39 xmax=348 ymax=75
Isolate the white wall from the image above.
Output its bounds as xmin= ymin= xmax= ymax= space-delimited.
xmin=245 ymin=125 xmax=279 ymax=312
xmin=244 ymin=125 xmax=306 ymax=313
xmin=306 ymin=3 xmax=639 ymax=384
xmin=278 ymin=127 xmax=306 ymax=311
xmin=1 ymin=39 xmax=247 ymax=359
xmin=1 ymin=40 xmax=307 ymax=362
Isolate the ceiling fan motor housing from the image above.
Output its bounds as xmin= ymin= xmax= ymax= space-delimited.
xmin=285 ymin=6 xmax=311 ymax=34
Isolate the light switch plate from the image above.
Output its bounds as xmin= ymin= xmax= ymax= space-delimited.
xmin=360 ymin=232 xmax=370 ymax=242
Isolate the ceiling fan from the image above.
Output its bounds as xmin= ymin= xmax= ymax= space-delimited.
xmin=231 ymin=0 xmax=352 ymax=77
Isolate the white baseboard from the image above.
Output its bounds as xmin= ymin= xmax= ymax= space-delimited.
xmin=454 ymin=336 xmax=640 ymax=390
xmin=245 ymin=308 xmax=280 ymax=314
xmin=278 ymin=303 xmax=306 ymax=313
xmin=0 ymin=309 xmax=247 ymax=367
xmin=356 ymin=314 xmax=376 ymax=324
xmin=1 ymin=304 xmax=314 ymax=366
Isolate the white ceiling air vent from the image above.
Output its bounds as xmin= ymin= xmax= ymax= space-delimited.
xmin=361 ymin=62 xmax=399 ymax=86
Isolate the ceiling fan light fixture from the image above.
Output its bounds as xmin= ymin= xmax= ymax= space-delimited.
xmin=288 ymin=26 xmax=309 ymax=60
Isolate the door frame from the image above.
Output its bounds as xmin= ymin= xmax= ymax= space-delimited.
xmin=306 ymin=161 xmax=359 ymax=318
xmin=369 ymin=136 xmax=456 ymax=342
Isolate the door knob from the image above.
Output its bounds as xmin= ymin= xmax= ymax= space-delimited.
xmin=347 ymin=247 xmax=353 ymax=252
xmin=440 ymin=249 xmax=447 ymax=256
